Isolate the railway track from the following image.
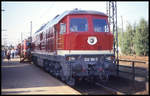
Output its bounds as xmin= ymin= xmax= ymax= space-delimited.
xmin=73 ymin=80 xmax=113 ymax=95
xmin=77 ymin=74 xmax=148 ymax=95
xmin=69 ymin=76 xmax=126 ymax=95
xmin=71 ymin=79 xmax=124 ymax=95
xmin=72 ymin=74 xmax=147 ymax=95
xmin=95 ymin=82 xmax=125 ymax=95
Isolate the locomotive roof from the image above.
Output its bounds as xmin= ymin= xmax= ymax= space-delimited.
xmin=35 ymin=9 xmax=107 ymax=33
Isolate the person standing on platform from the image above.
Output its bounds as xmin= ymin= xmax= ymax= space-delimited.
xmin=6 ymin=50 xmax=11 ymax=62
xmin=2 ymin=49 xmax=5 ymax=63
xmin=14 ymin=49 xmax=18 ymax=58
xmin=11 ymin=48 xmax=15 ymax=59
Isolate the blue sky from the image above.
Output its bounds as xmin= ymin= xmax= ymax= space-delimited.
xmin=1 ymin=1 xmax=149 ymax=46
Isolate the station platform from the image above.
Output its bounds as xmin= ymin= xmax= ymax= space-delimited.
xmin=2 ymin=57 xmax=81 ymax=95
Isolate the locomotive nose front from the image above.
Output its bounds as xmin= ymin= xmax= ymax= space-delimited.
xmin=67 ymin=32 xmax=113 ymax=50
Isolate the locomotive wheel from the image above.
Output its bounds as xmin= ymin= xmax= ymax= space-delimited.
xmin=48 ymin=62 xmax=55 ymax=75
xmin=48 ymin=62 xmax=53 ymax=74
xmin=54 ymin=62 xmax=61 ymax=77
xmin=43 ymin=60 xmax=49 ymax=72
xmin=59 ymin=68 xmax=65 ymax=81
xmin=33 ymin=57 xmax=37 ymax=65
xmin=51 ymin=64 xmax=55 ymax=75
xmin=99 ymin=71 xmax=109 ymax=82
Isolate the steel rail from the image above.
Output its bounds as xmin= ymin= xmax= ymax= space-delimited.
xmin=95 ymin=82 xmax=125 ymax=95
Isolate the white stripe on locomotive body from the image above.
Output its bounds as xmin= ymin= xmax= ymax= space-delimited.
xmin=57 ymin=50 xmax=114 ymax=56
xmin=32 ymin=50 xmax=113 ymax=56
xmin=31 ymin=50 xmax=56 ymax=56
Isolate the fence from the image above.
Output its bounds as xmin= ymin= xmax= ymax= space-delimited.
xmin=116 ymin=59 xmax=147 ymax=85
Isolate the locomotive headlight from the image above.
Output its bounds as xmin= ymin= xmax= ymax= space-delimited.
xmin=66 ymin=56 xmax=76 ymax=61
xmin=87 ymin=36 xmax=97 ymax=45
xmin=70 ymin=57 xmax=76 ymax=61
xmin=106 ymin=56 xmax=115 ymax=62
xmin=106 ymin=57 xmax=111 ymax=60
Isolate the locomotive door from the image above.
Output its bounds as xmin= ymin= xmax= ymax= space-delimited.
xmin=47 ymin=26 xmax=57 ymax=53
xmin=54 ymin=26 xmax=57 ymax=54
xmin=56 ymin=23 xmax=65 ymax=50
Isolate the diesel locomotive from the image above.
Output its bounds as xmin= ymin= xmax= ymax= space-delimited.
xmin=30 ymin=9 xmax=116 ymax=86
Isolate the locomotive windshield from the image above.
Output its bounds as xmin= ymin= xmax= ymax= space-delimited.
xmin=70 ymin=18 xmax=88 ymax=32
xmin=93 ymin=19 xmax=109 ymax=32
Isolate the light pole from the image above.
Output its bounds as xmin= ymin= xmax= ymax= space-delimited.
xmin=30 ymin=21 xmax=32 ymax=38
xmin=2 ymin=29 xmax=7 ymax=48
xmin=29 ymin=21 xmax=32 ymax=43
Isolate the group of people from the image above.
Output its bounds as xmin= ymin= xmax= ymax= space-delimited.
xmin=2 ymin=48 xmax=19 ymax=62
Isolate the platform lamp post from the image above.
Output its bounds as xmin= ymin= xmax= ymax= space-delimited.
xmin=2 ymin=29 xmax=7 ymax=49
xmin=30 ymin=21 xmax=32 ymax=43
xmin=30 ymin=21 xmax=32 ymax=37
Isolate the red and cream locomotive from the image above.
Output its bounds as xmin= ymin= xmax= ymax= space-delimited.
xmin=31 ymin=9 xmax=116 ymax=86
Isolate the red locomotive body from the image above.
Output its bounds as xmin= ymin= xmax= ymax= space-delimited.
xmin=32 ymin=11 xmax=113 ymax=53
xmin=19 ymin=38 xmax=32 ymax=58
xmin=31 ymin=9 xmax=116 ymax=86
xmin=19 ymin=39 xmax=28 ymax=57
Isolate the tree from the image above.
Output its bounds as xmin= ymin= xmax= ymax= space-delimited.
xmin=134 ymin=18 xmax=149 ymax=56
xmin=121 ymin=32 xmax=129 ymax=55
xmin=120 ymin=22 xmax=134 ymax=55
xmin=117 ymin=27 xmax=123 ymax=54
xmin=132 ymin=22 xmax=137 ymax=55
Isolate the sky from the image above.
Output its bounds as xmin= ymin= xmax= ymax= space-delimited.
xmin=1 ymin=1 xmax=149 ymax=46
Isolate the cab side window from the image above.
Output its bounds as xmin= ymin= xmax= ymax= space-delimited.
xmin=60 ymin=23 xmax=66 ymax=34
